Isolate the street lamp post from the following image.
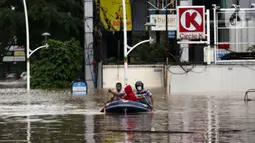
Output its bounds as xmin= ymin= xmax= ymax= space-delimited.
xmin=26 ymin=44 xmax=49 ymax=92
xmin=145 ymin=22 xmax=156 ymax=38
xmin=22 ymin=0 xmax=30 ymax=91
xmin=42 ymin=32 xmax=51 ymax=41
xmin=122 ymin=0 xmax=155 ymax=85
xmin=23 ymin=0 xmax=49 ymax=92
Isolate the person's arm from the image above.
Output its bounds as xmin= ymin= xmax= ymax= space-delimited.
xmin=147 ymin=90 xmax=154 ymax=106
xmin=121 ymin=93 xmax=129 ymax=100
xmin=137 ymin=96 xmax=145 ymax=100
xmin=138 ymin=90 xmax=151 ymax=98
xmin=150 ymin=95 xmax=154 ymax=106
xmin=108 ymin=88 xmax=122 ymax=96
xmin=104 ymin=95 xmax=114 ymax=105
xmin=137 ymin=89 xmax=148 ymax=94
xmin=106 ymin=89 xmax=116 ymax=103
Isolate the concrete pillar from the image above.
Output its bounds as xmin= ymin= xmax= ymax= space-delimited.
xmin=84 ymin=0 xmax=95 ymax=88
xmin=179 ymin=0 xmax=192 ymax=62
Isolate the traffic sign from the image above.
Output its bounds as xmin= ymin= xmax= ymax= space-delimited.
xmin=177 ymin=6 xmax=205 ymax=40
xmin=168 ymin=31 xmax=175 ymax=39
xmin=71 ymin=80 xmax=88 ymax=96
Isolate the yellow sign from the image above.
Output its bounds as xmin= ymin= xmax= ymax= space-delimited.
xmin=99 ymin=0 xmax=132 ymax=31
xmin=14 ymin=51 xmax=25 ymax=56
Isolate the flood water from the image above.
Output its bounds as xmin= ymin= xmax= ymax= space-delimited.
xmin=0 ymin=88 xmax=255 ymax=143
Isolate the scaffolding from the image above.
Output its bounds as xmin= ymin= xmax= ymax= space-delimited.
xmin=213 ymin=7 xmax=255 ymax=65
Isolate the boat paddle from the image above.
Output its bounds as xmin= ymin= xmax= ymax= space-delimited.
xmin=144 ymin=97 xmax=153 ymax=111
xmin=100 ymin=107 xmax=105 ymax=112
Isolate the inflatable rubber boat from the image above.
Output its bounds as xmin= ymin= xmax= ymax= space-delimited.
xmin=104 ymin=100 xmax=152 ymax=113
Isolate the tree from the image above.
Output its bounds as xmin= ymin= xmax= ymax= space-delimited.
xmin=129 ymin=32 xmax=165 ymax=63
xmin=30 ymin=38 xmax=83 ymax=89
xmin=247 ymin=45 xmax=255 ymax=53
xmin=0 ymin=0 xmax=83 ymax=48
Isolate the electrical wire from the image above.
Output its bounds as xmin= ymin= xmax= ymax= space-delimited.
xmin=84 ymin=2 xmax=123 ymax=87
xmin=167 ymin=41 xmax=255 ymax=75
xmin=84 ymin=16 xmax=96 ymax=87
xmin=167 ymin=52 xmax=207 ymax=75
xmin=84 ymin=41 xmax=96 ymax=87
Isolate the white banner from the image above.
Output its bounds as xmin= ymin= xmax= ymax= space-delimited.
xmin=3 ymin=56 xmax=25 ymax=62
xmin=5 ymin=45 xmax=25 ymax=51
xmin=150 ymin=14 xmax=177 ymax=31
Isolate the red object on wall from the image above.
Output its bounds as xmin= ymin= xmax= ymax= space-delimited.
xmin=218 ymin=44 xmax=230 ymax=49
xmin=92 ymin=61 xmax=97 ymax=73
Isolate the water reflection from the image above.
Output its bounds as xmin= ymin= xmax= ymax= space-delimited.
xmin=1 ymin=88 xmax=255 ymax=142
xmin=102 ymin=113 xmax=154 ymax=142
xmin=84 ymin=98 xmax=95 ymax=143
xmin=27 ymin=93 xmax=31 ymax=143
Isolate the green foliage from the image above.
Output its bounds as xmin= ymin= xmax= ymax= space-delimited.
xmin=107 ymin=57 xmax=117 ymax=64
xmin=0 ymin=0 xmax=83 ymax=47
xmin=31 ymin=38 xmax=82 ymax=89
xmin=136 ymin=42 xmax=164 ymax=62
xmin=146 ymin=42 xmax=165 ymax=62
xmin=247 ymin=45 xmax=255 ymax=52
xmin=131 ymin=32 xmax=165 ymax=63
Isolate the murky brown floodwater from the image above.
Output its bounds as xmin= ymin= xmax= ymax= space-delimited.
xmin=0 ymin=87 xmax=255 ymax=143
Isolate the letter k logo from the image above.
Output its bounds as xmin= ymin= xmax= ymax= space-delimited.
xmin=179 ymin=8 xmax=204 ymax=32
xmin=186 ymin=12 xmax=200 ymax=30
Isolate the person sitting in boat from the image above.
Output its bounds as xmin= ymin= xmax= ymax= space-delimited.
xmin=135 ymin=81 xmax=154 ymax=108
xmin=107 ymin=82 xmax=125 ymax=103
xmin=122 ymin=85 xmax=138 ymax=102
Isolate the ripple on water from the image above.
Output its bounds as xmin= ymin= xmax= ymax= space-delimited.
xmin=0 ymin=88 xmax=255 ymax=142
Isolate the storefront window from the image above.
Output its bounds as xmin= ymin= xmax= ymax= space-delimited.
xmin=148 ymin=0 xmax=173 ymax=9
xmin=221 ymin=0 xmax=227 ymax=8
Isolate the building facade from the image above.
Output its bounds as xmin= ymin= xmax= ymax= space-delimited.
xmin=88 ymin=0 xmax=255 ymax=88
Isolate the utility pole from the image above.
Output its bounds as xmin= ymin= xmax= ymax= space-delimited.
xmin=165 ymin=0 xmax=175 ymax=62
xmin=94 ymin=0 xmax=102 ymax=88
xmin=164 ymin=0 xmax=169 ymax=88
xmin=165 ymin=0 xmax=168 ymax=63
xmin=165 ymin=0 xmax=175 ymax=93
xmin=122 ymin=0 xmax=154 ymax=85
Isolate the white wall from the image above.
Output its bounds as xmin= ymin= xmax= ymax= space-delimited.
xmin=169 ymin=65 xmax=255 ymax=94
xmin=179 ymin=0 xmax=192 ymax=62
xmin=103 ymin=65 xmax=164 ymax=88
xmin=103 ymin=64 xmax=255 ymax=95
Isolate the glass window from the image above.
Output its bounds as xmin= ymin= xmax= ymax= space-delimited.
xmin=148 ymin=0 xmax=174 ymax=9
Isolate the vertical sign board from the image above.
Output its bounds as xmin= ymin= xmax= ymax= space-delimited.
xmin=150 ymin=14 xmax=177 ymax=31
xmin=71 ymin=80 xmax=88 ymax=96
xmin=177 ymin=6 xmax=205 ymax=40
xmin=168 ymin=31 xmax=175 ymax=39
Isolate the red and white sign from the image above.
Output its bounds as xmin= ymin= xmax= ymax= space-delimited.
xmin=177 ymin=6 xmax=205 ymax=39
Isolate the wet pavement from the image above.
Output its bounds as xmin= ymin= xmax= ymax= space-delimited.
xmin=0 ymin=87 xmax=255 ymax=143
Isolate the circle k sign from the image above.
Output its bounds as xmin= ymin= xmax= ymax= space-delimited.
xmin=177 ymin=6 xmax=205 ymax=40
